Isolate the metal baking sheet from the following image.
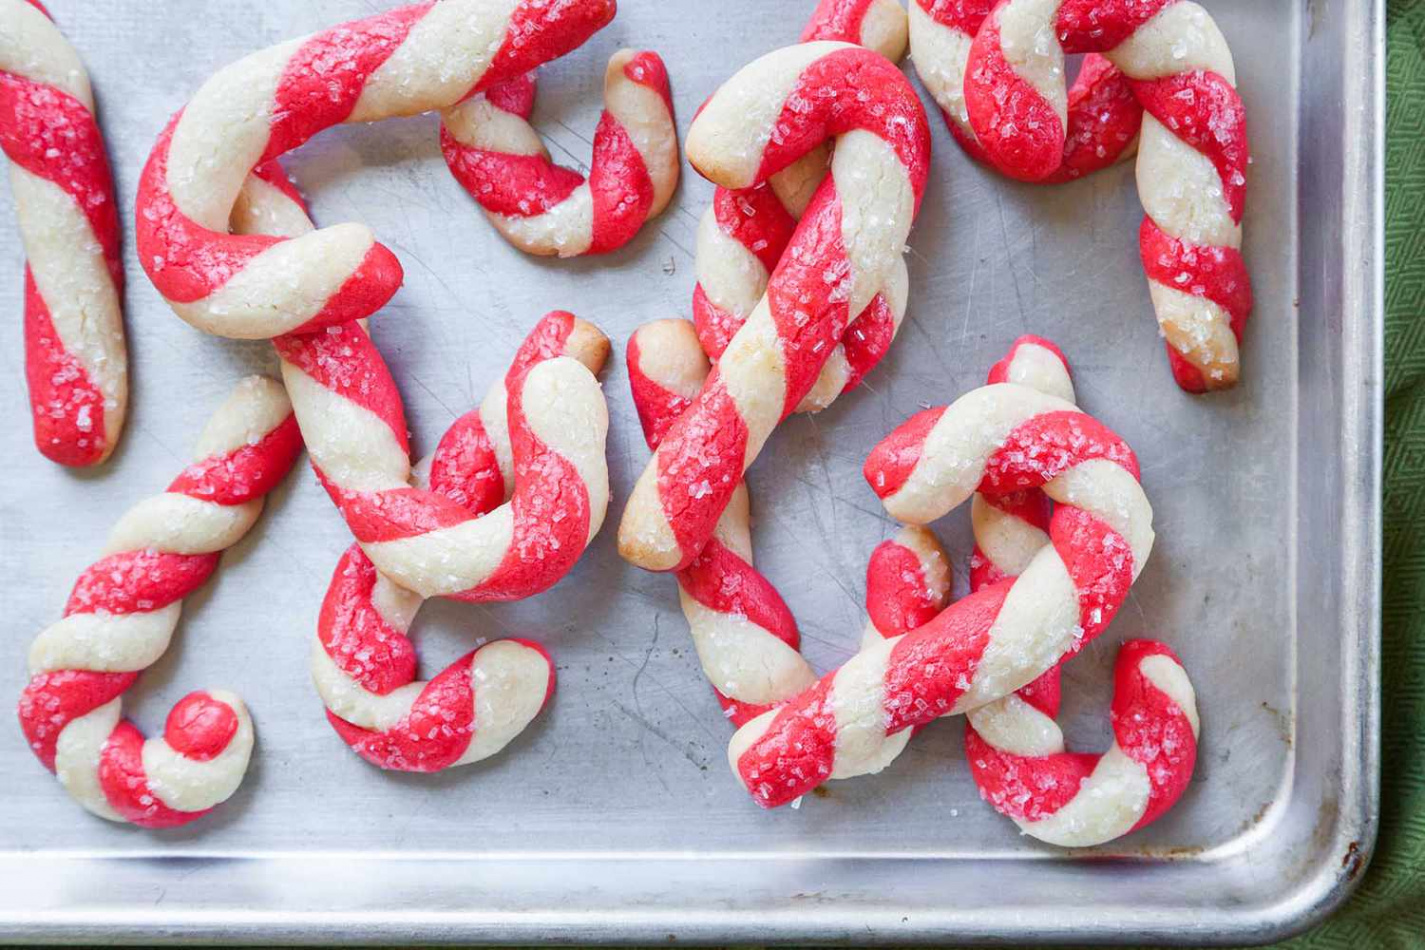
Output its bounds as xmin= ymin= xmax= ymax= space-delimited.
xmin=0 ymin=0 xmax=1381 ymax=944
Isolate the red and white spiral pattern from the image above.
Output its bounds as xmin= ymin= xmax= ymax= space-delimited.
xmin=627 ymin=319 xmax=811 ymax=725
xmin=801 ymin=0 xmax=910 ymax=56
xmin=628 ymin=317 xmax=949 ymax=726
xmin=213 ymin=148 xmax=613 ymax=606
xmin=966 ymin=638 xmax=1197 ymax=846
xmin=441 ymin=48 xmax=679 ymax=257
xmin=221 ymin=148 xmax=606 ymax=768
xmin=618 ymin=41 xmax=932 ymax=573
xmin=691 ymin=0 xmax=910 ymax=413
xmin=860 ymin=524 xmax=952 ymax=650
xmin=313 ymin=312 xmax=608 ymax=772
xmin=859 ymin=338 xmax=1069 ymax=708
xmin=135 ymin=0 xmax=616 ymax=340
xmin=958 ymin=337 xmax=1197 ymax=846
xmin=727 ymin=374 xmax=1152 ymax=807
xmin=17 ymin=376 xmax=303 ymax=827
xmin=963 ymin=0 xmax=1252 ymax=391
xmin=276 ymin=309 xmax=610 ymax=603
xmin=969 ymin=335 xmax=1075 ymax=590
xmin=907 ymin=0 xmax=1141 ymax=181
xmin=1 ymin=0 xmax=126 ymax=466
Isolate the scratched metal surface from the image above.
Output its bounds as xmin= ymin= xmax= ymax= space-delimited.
xmin=0 ymin=0 xmax=1381 ymax=944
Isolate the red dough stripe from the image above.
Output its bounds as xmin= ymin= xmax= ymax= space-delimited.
xmin=738 ymin=678 xmax=838 ymax=805
xmin=23 ymin=270 xmax=108 ymax=467
xmin=65 ymin=550 xmax=220 ymax=618
xmin=478 ymin=0 xmax=618 ymax=96
xmin=756 ymin=48 xmax=931 ymax=206
xmin=272 ymin=324 xmax=408 ymax=454
xmin=1054 ymin=0 xmax=1175 ymax=55
xmin=1130 ymin=71 xmax=1248 ymax=222
xmin=915 ymin=0 xmax=993 ymax=33
xmin=678 ymin=540 xmax=800 ymax=650
xmin=327 ymin=657 xmax=477 ymax=773
xmin=333 ymin=486 xmax=480 ymax=544
xmin=167 ymin=415 xmax=304 ymax=504
xmin=586 ymin=113 xmax=656 ymax=254
xmin=162 ymin=692 xmax=241 ymax=762
xmin=864 ymin=406 xmax=945 ymax=499
xmin=0 ymin=73 xmax=122 ymax=282
xmin=1042 ymin=54 xmax=1143 ymax=184
xmin=18 ymin=670 xmax=137 ymax=771
xmin=264 ymin=4 xmax=433 ymax=160
xmin=627 ymin=332 xmax=695 ymax=448
xmin=713 ymin=185 xmax=797 ymax=278
xmin=1115 ymin=640 xmax=1198 ymax=830
xmin=443 ymin=146 xmax=585 ymax=216
xmin=865 ymin=538 xmax=944 ymax=637
xmin=483 ymin=72 xmax=538 ymax=117
xmin=963 ymin=13 xmax=1066 ymax=182
xmin=1138 ymin=216 xmax=1252 ymax=335
xmin=623 ymin=51 xmax=672 ymax=112
xmin=98 ymin=721 xmax=213 ymax=828
xmin=319 ymin=546 xmax=419 ymax=695
xmin=839 ymin=293 xmax=898 ymax=393
xmin=766 ymin=194 xmax=854 ymax=416
xmin=966 ymin=728 xmax=1098 ymax=821
xmin=801 ymin=0 xmax=882 ymax=42
xmin=882 ymin=581 xmax=1008 ymax=733
xmin=654 ymin=375 xmax=750 ymax=563
xmin=980 ymin=410 xmax=1140 ymax=491
xmin=1050 ymin=506 xmax=1135 ymax=642
xmin=427 ymin=410 xmax=505 ymax=516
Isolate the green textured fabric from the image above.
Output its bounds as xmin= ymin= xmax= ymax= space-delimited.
xmin=1279 ymin=1 xmax=1425 ymax=945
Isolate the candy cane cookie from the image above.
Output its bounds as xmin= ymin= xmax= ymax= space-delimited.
xmin=1 ymin=0 xmax=126 ymax=466
xmin=950 ymin=338 xmax=1197 ymax=846
xmin=963 ymin=0 xmax=1252 ymax=391
xmin=315 ymin=312 xmax=608 ymax=772
xmin=627 ymin=319 xmax=812 ymax=725
xmin=135 ymin=0 xmax=616 ymax=340
xmin=185 ymin=107 xmax=613 ymax=607
xmin=727 ymin=377 xmax=1152 ymax=807
xmin=858 ymin=336 xmax=1067 ymax=756
xmin=275 ymin=310 xmax=610 ymax=602
xmin=693 ymin=0 xmax=910 ymax=414
xmin=440 ymin=48 xmax=679 ymax=257
xmin=17 ymin=377 xmax=302 ymax=827
xmin=966 ymin=639 xmax=1198 ymax=846
xmin=907 ymin=1 xmax=1141 ymax=181
xmin=618 ymin=42 xmax=932 ymax=573
xmin=628 ymin=318 xmax=948 ymax=726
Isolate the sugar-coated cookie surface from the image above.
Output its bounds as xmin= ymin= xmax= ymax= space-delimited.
xmin=442 ymin=49 xmax=679 ymax=258
xmin=0 ymin=0 xmax=127 ymax=466
xmin=225 ymin=159 xmax=607 ymax=770
xmin=18 ymin=377 xmax=302 ymax=827
xmin=727 ymin=366 xmax=1154 ymax=808
xmin=136 ymin=0 xmax=616 ymax=341
xmin=617 ymin=39 xmax=932 ymax=574
xmin=955 ymin=0 xmax=1251 ymax=392
xmin=626 ymin=316 xmax=951 ymax=730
